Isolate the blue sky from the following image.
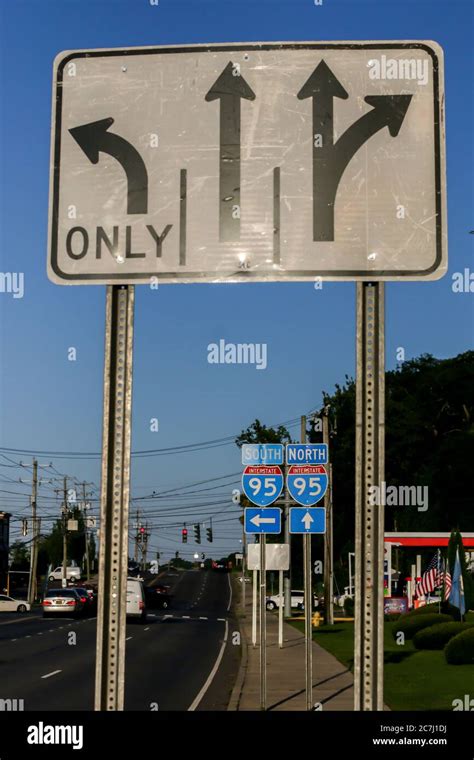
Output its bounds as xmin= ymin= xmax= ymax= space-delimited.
xmin=0 ymin=0 xmax=472 ymax=559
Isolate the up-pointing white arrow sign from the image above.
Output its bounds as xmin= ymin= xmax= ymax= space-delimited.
xmin=302 ymin=512 xmax=314 ymax=530
xmin=250 ymin=514 xmax=277 ymax=527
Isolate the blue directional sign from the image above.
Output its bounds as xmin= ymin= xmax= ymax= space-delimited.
xmin=287 ymin=464 xmax=328 ymax=506
xmin=241 ymin=443 xmax=284 ymax=466
xmin=290 ymin=507 xmax=326 ymax=534
xmin=245 ymin=507 xmax=282 ymax=534
xmin=286 ymin=443 xmax=328 ymax=465
xmin=242 ymin=465 xmax=284 ymax=506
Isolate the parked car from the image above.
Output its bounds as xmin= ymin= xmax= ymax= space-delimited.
xmin=265 ymin=589 xmax=319 ymax=611
xmin=238 ymin=576 xmax=251 ymax=584
xmin=42 ymin=589 xmax=85 ymax=617
xmin=144 ymin=585 xmax=171 ymax=610
xmin=126 ymin=577 xmax=146 ymax=622
xmin=0 ymin=594 xmax=30 ymax=613
xmin=48 ymin=566 xmax=81 ymax=582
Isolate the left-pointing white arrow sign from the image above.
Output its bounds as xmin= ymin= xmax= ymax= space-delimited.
xmin=250 ymin=514 xmax=276 ymax=527
xmin=302 ymin=512 xmax=314 ymax=530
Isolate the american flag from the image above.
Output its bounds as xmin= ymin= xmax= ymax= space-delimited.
xmin=443 ymin=560 xmax=452 ymax=601
xmin=415 ymin=552 xmax=442 ymax=597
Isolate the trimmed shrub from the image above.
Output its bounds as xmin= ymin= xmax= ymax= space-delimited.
xmin=402 ymin=602 xmax=458 ymax=619
xmin=445 ymin=627 xmax=474 ymax=665
xmin=413 ymin=622 xmax=473 ymax=650
xmin=392 ymin=613 xmax=453 ymax=641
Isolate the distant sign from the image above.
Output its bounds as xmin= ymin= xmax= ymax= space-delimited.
xmin=244 ymin=507 xmax=282 ymax=534
xmin=247 ymin=543 xmax=289 ymax=571
xmin=241 ymin=444 xmax=284 ymax=466
xmin=286 ymin=444 xmax=328 ymax=465
xmin=49 ymin=42 xmax=446 ymax=285
xmin=242 ymin=465 xmax=284 ymax=507
xmin=289 ymin=507 xmax=326 ymax=534
xmin=287 ymin=464 xmax=328 ymax=506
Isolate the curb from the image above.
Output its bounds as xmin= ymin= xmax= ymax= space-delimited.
xmin=227 ymin=581 xmax=248 ymax=711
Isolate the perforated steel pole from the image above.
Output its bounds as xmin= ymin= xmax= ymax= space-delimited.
xmin=95 ymin=285 xmax=135 ymax=711
xmin=354 ymin=282 xmax=385 ymax=711
xmin=259 ymin=533 xmax=267 ymax=710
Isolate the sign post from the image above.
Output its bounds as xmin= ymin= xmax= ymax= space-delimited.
xmin=94 ymin=285 xmax=135 ymax=711
xmin=354 ymin=282 xmax=385 ymax=711
xmin=259 ymin=533 xmax=266 ymax=711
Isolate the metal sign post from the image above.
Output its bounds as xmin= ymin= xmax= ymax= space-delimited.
xmin=354 ymin=282 xmax=385 ymax=711
xmin=303 ymin=532 xmax=312 ymax=710
xmin=278 ymin=569 xmax=284 ymax=648
xmin=95 ymin=285 xmax=135 ymax=711
xmin=252 ymin=569 xmax=258 ymax=647
xmin=259 ymin=533 xmax=267 ymax=711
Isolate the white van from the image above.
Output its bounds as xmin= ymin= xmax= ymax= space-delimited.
xmin=126 ymin=577 xmax=146 ymax=622
xmin=48 ymin=566 xmax=81 ymax=582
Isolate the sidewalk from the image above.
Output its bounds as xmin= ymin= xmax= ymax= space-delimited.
xmin=229 ymin=589 xmax=354 ymax=711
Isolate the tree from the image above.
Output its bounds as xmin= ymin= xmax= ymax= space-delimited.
xmin=9 ymin=540 xmax=29 ymax=570
xmin=235 ymin=419 xmax=292 ymax=448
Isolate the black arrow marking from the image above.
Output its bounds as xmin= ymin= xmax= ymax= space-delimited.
xmin=69 ymin=117 xmax=148 ymax=215
xmin=205 ymin=62 xmax=255 ymax=242
xmin=298 ymin=62 xmax=412 ymax=241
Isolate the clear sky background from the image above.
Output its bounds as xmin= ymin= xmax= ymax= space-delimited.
xmin=0 ymin=0 xmax=472 ymax=561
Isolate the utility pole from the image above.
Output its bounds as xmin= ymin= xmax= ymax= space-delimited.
xmin=142 ymin=522 xmax=149 ymax=571
xmin=62 ymin=476 xmax=69 ymax=587
xmin=134 ymin=509 xmax=140 ymax=563
xmin=82 ymin=482 xmax=92 ymax=581
xmin=27 ymin=459 xmax=38 ymax=606
xmin=323 ymin=408 xmax=334 ymax=625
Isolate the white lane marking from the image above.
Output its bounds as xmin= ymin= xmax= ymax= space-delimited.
xmin=144 ymin=627 xmax=150 ymax=631
xmin=199 ymin=616 xmax=208 ymax=620
xmin=163 ymin=614 xmax=173 ymax=619
xmin=148 ymin=614 xmax=156 ymax=617
xmin=182 ymin=615 xmax=190 ymax=619
xmin=25 ymin=635 xmax=31 ymax=638
xmin=11 ymin=638 xmax=17 ymax=642
xmin=37 ymin=632 xmax=43 ymax=635
xmin=188 ymin=620 xmax=228 ymax=712
xmin=48 ymin=629 xmax=54 ymax=633
xmin=41 ymin=670 xmax=62 ymax=679
xmin=217 ymin=618 xmax=226 ymax=622
xmin=227 ymin=572 xmax=232 ymax=612
xmin=126 ymin=636 xmax=133 ymax=641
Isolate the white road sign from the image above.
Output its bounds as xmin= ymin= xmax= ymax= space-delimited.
xmin=247 ymin=543 xmax=290 ymax=571
xmin=48 ymin=41 xmax=446 ymax=285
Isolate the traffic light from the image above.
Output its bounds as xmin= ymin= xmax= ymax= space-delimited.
xmin=206 ymin=526 xmax=213 ymax=543
xmin=194 ymin=524 xmax=201 ymax=544
xmin=201 ymin=553 xmax=205 ymax=560
xmin=182 ymin=526 xmax=188 ymax=543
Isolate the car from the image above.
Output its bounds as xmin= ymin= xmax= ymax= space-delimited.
xmin=212 ymin=560 xmax=231 ymax=572
xmin=73 ymin=587 xmax=95 ymax=614
xmin=42 ymin=589 xmax=84 ymax=617
xmin=238 ymin=576 xmax=251 ymax=584
xmin=265 ymin=590 xmax=319 ymax=611
xmin=48 ymin=566 xmax=81 ymax=582
xmin=0 ymin=594 xmax=30 ymax=613
xmin=144 ymin=585 xmax=171 ymax=610
xmin=126 ymin=577 xmax=146 ymax=622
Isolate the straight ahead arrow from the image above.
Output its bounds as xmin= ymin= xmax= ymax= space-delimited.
xmin=69 ymin=117 xmax=148 ymax=214
xmin=205 ymin=62 xmax=255 ymax=242
xmin=302 ymin=512 xmax=314 ymax=530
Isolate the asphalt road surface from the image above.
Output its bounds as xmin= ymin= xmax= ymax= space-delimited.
xmin=0 ymin=569 xmax=240 ymax=711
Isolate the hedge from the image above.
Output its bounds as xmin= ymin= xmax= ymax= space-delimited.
xmin=392 ymin=613 xmax=453 ymax=641
xmin=445 ymin=627 xmax=474 ymax=665
xmin=413 ymin=622 xmax=473 ymax=650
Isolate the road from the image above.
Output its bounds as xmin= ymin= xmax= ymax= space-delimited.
xmin=0 ymin=569 xmax=239 ymax=711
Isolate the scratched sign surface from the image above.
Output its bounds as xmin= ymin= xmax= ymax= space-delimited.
xmin=48 ymin=42 xmax=446 ymax=284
